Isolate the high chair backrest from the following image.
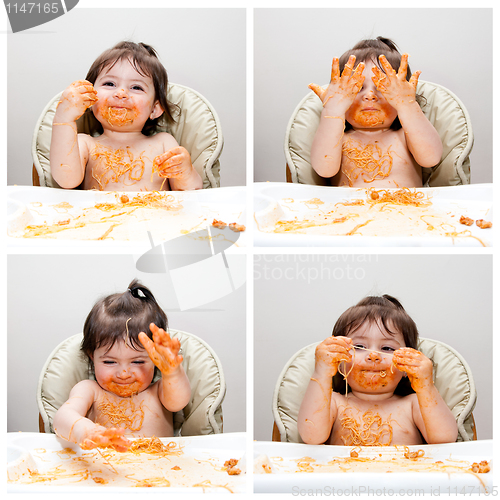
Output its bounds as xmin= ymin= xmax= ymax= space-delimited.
xmin=284 ymin=81 xmax=472 ymax=187
xmin=32 ymin=83 xmax=222 ymax=189
xmin=37 ymin=330 xmax=226 ymax=436
xmin=272 ymin=337 xmax=476 ymax=443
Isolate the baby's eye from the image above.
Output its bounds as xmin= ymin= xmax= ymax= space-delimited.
xmin=382 ymin=346 xmax=397 ymax=352
xmin=103 ymin=360 xmax=115 ymax=365
xmin=353 ymin=344 xmax=366 ymax=350
xmin=102 ymin=81 xmax=115 ymax=87
xmin=132 ymin=360 xmax=145 ymax=365
xmin=132 ymin=85 xmax=144 ymax=91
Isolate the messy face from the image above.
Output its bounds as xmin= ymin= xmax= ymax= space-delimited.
xmin=93 ymin=339 xmax=155 ymax=398
xmin=341 ymin=320 xmax=405 ymax=395
xmin=345 ymin=60 xmax=397 ymax=130
xmin=91 ymin=58 xmax=162 ymax=130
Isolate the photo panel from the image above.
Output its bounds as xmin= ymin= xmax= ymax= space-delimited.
xmin=7 ymin=253 xmax=246 ymax=490
xmin=254 ymin=254 xmax=492 ymax=493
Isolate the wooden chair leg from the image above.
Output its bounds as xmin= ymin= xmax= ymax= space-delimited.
xmin=272 ymin=422 xmax=281 ymax=442
xmin=39 ymin=413 xmax=46 ymax=433
xmin=286 ymin=164 xmax=293 ymax=183
xmin=32 ymin=165 xmax=40 ymax=186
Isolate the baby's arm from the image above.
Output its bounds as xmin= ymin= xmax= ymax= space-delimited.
xmin=53 ymin=380 xmax=131 ymax=452
xmin=309 ymin=56 xmax=365 ymax=178
xmin=50 ymin=80 xmax=97 ymax=188
xmin=298 ymin=336 xmax=352 ymax=444
xmin=372 ymin=55 xmax=443 ymax=167
xmin=393 ymin=348 xmax=458 ymax=443
xmin=139 ymin=324 xmax=191 ymax=412
xmin=153 ymin=135 xmax=202 ymax=190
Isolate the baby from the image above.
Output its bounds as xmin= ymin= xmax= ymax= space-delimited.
xmin=298 ymin=295 xmax=458 ymax=446
xmin=50 ymin=41 xmax=202 ymax=191
xmin=53 ymin=280 xmax=191 ymax=451
xmin=309 ymin=37 xmax=443 ymax=188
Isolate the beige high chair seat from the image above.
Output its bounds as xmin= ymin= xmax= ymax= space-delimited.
xmin=285 ymin=81 xmax=472 ymax=187
xmin=272 ymin=337 xmax=477 ymax=443
xmin=32 ymin=83 xmax=223 ymax=189
xmin=37 ymin=329 xmax=226 ymax=436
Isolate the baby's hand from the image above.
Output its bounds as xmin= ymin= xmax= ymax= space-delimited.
xmin=153 ymin=146 xmax=194 ymax=180
xmin=55 ymin=80 xmax=98 ymax=123
xmin=80 ymin=426 xmax=131 ymax=453
xmin=371 ymin=54 xmax=421 ymax=110
xmin=314 ymin=336 xmax=353 ymax=377
xmin=309 ymin=55 xmax=365 ymax=114
xmin=139 ymin=323 xmax=183 ymax=376
xmin=392 ymin=347 xmax=433 ymax=393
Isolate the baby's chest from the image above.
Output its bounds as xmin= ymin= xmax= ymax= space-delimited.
xmin=85 ymin=141 xmax=165 ymax=190
xmin=342 ymin=133 xmax=412 ymax=166
xmin=92 ymin=392 xmax=169 ymax=431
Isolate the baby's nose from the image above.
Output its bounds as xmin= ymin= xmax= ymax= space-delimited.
xmin=362 ymin=90 xmax=377 ymax=101
xmin=114 ymin=87 xmax=128 ymax=98
xmin=368 ymin=351 xmax=381 ymax=362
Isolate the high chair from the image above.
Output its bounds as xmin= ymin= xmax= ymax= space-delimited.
xmin=272 ymin=338 xmax=477 ymax=443
xmin=32 ymin=83 xmax=223 ymax=189
xmin=37 ymin=329 xmax=226 ymax=436
xmin=284 ymin=81 xmax=472 ymax=187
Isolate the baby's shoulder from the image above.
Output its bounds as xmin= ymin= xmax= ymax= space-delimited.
xmin=69 ymin=379 xmax=101 ymax=399
xmin=149 ymin=131 xmax=178 ymax=148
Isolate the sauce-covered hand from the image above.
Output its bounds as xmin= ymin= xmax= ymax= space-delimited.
xmin=139 ymin=323 xmax=183 ymax=376
xmin=314 ymin=336 xmax=353 ymax=378
xmin=392 ymin=347 xmax=433 ymax=393
xmin=80 ymin=426 xmax=131 ymax=452
xmin=371 ymin=54 xmax=421 ymax=111
xmin=153 ymin=146 xmax=194 ymax=180
xmin=309 ymin=55 xmax=365 ymax=114
xmin=55 ymin=80 xmax=98 ymax=123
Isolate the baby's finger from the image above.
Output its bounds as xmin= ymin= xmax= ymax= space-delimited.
xmin=330 ymin=57 xmax=340 ymax=82
xmin=308 ymin=83 xmax=325 ymax=100
xmin=340 ymin=55 xmax=356 ymax=80
xmin=398 ymin=54 xmax=409 ymax=79
xmin=408 ymin=70 xmax=421 ymax=91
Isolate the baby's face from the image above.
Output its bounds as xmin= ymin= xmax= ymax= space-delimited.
xmin=93 ymin=339 xmax=155 ymax=397
xmin=345 ymin=60 xmax=398 ymax=130
xmin=342 ymin=320 xmax=405 ymax=395
xmin=91 ymin=58 xmax=162 ymax=130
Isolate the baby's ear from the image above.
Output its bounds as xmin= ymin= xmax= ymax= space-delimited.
xmin=150 ymin=101 xmax=164 ymax=120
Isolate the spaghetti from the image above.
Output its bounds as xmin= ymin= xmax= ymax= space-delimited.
xmin=339 ymin=409 xmax=394 ymax=446
xmin=90 ymin=144 xmax=147 ymax=190
xmin=342 ymin=140 xmax=394 ymax=186
xmin=96 ymin=396 xmax=145 ymax=431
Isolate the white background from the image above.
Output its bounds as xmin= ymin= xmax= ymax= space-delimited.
xmin=254 ymin=8 xmax=492 ymax=184
xmin=7 ymin=8 xmax=246 ymax=187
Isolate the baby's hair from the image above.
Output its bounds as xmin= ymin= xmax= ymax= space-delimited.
xmin=339 ymin=36 xmax=425 ymax=130
xmin=85 ymin=41 xmax=178 ymax=135
xmin=332 ymin=294 xmax=418 ymax=395
xmin=81 ymin=279 xmax=168 ymax=360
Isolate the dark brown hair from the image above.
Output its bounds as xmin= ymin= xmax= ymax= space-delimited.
xmin=339 ymin=37 xmax=425 ymax=130
xmin=332 ymin=294 xmax=418 ymax=396
xmin=85 ymin=41 xmax=178 ymax=135
xmin=81 ymin=279 xmax=168 ymax=359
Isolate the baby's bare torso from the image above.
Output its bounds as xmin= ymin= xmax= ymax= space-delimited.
xmin=328 ymin=393 xmax=423 ymax=446
xmin=81 ymin=133 xmax=173 ymax=191
xmin=336 ymin=128 xmax=423 ymax=188
xmin=87 ymin=380 xmax=174 ymax=437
